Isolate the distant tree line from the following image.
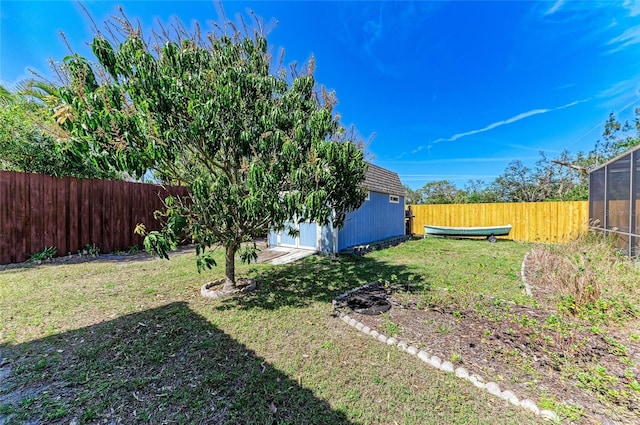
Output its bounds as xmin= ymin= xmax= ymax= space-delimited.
xmin=404 ymin=110 xmax=640 ymax=204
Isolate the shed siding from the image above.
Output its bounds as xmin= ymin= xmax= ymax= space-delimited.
xmin=320 ymin=223 xmax=334 ymax=253
xmin=268 ymin=232 xmax=277 ymax=247
xmin=337 ymin=191 xmax=405 ymax=251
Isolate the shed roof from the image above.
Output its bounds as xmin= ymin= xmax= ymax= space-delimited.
xmin=362 ymin=163 xmax=405 ymax=197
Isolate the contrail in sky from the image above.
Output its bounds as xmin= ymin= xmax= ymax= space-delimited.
xmin=431 ymin=99 xmax=587 ymax=145
xmin=408 ymin=99 xmax=590 ymax=157
xmin=406 ymin=98 xmax=588 ymax=156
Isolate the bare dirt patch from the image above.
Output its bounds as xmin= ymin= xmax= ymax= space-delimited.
xmin=339 ymin=277 xmax=640 ymax=424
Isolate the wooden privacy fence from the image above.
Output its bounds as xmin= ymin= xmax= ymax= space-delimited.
xmin=0 ymin=171 xmax=188 ymax=265
xmin=409 ymin=201 xmax=589 ymax=243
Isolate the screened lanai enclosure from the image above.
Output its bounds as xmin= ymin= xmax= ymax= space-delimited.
xmin=589 ymin=144 xmax=640 ymax=256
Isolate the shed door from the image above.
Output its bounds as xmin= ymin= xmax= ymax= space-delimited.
xmin=280 ymin=222 xmax=297 ymax=246
xmin=298 ymin=222 xmax=318 ymax=249
xmin=278 ymin=221 xmax=318 ymax=250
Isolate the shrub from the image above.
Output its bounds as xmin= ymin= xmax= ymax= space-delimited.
xmin=526 ymin=232 xmax=640 ymax=324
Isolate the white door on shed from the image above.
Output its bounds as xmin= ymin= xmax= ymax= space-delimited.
xmin=277 ymin=220 xmax=318 ymax=250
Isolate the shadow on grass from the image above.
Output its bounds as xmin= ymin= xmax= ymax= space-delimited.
xmin=221 ymin=254 xmax=417 ymax=312
xmin=0 ymin=302 xmax=354 ymax=424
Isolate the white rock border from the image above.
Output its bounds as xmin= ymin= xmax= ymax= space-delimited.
xmin=333 ymin=286 xmax=558 ymax=422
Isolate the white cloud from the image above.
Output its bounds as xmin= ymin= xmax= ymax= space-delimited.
xmin=553 ymin=82 xmax=576 ymax=90
xmin=544 ymin=0 xmax=565 ymax=16
xmin=597 ymin=79 xmax=635 ymax=99
xmin=623 ymin=0 xmax=640 ymax=17
xmin=563 ymin=82 xmax=640 ymax=150
xmin=607 ymin=25 xmax=640 ymax=53
xmin=337 ymin=2 xmax=440 ymax=77
xmin=596 ymin=79 xmax=640 ymax=110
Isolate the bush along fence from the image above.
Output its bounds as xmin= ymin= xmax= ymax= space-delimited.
xmin=409 ymin=201 xmax=589 ymax=243
xmin=0 ymin=171 xmax=188 ymax=265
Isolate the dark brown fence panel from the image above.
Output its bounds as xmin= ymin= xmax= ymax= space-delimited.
xmin=115 ymin=181 xmax=127 ymax=250
xmin=0 ymin=171 xmax=13 ymax=264
xmin=90 ymin=179 xmax=103 ymax=250
xmin=14 ymin=173 xmax=30 ymax=263
xmin=130 ymin=182 xmax=142 ymax=248
xmin=79 ymin=179 xmax=91 ymax=252
xmin=43 ymin=175 xmax=56 ymax=249
xmin=67 ymin=178 xmax=80 ymax=255
xmin=101 ymin=180 xmax=113 ymax=254
xmin=30 ymin=173 xmax=44 ymax=260
xmin=0 ymin=171 xmax=190 ymax=265
xmin=55 ymin=177 xmax=69 ymax=256
xmin=142 ymin=186 xmax=154 ymax=233
xmin=10 ymin=172 xmax=18 ymax=263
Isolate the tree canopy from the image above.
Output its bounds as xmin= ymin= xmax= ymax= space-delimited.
xmin=0 ymin=81 xmax=121 ymax=179
xmin=403 ymin=180 xmax=465 ymax=204
xmin=56 ymin=11 xmax=368 ymax=289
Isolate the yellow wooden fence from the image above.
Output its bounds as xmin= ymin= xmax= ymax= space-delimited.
xmin=408 ymin=201 xmax=589 ymax=243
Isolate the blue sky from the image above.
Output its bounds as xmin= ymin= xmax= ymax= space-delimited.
xmin=2 ymin=1 xmax=640 ymax=189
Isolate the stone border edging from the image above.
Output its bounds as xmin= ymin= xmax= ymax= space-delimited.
xmin=333 ymin=285 xmax=558 ymax=422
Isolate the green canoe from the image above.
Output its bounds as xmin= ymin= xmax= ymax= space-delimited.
xmin=423 ymin=224 xmax=512 ymax=242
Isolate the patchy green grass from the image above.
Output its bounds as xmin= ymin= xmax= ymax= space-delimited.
xmin=0 ymin=240 xmax=543 ymax=424
xmin=375 ymin=237 xmax=533 ymax=307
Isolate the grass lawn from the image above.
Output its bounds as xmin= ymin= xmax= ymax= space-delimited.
xmin=0 ymin=238 xmax=545 ymax=424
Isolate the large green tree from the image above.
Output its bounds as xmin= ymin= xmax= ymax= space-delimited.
xmin=57 ymin=12 xmax=367 ymax=290
xmin=0 ymin=82 xmax=120 ymax=179
xmin=491 ymin=151 xmax=588 ymax=202
xmin=402 ymin=184 xmax=423 ymax=204
xmin=590 ymin=111 xmax=640 ymax=165
xmin=405 ymin=180 xmax=467 ymax=204
xmin=418 ymin=180 xmax=465 ymax=204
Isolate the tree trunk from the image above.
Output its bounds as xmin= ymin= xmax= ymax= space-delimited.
xmin=223 ymin=243 xmax=237 ymax=291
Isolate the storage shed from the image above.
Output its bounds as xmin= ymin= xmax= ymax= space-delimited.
xmin=589 ymin=144 xmax=640 ymax=256
xmin=268 ymin=164 xmax=406 ymax=254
